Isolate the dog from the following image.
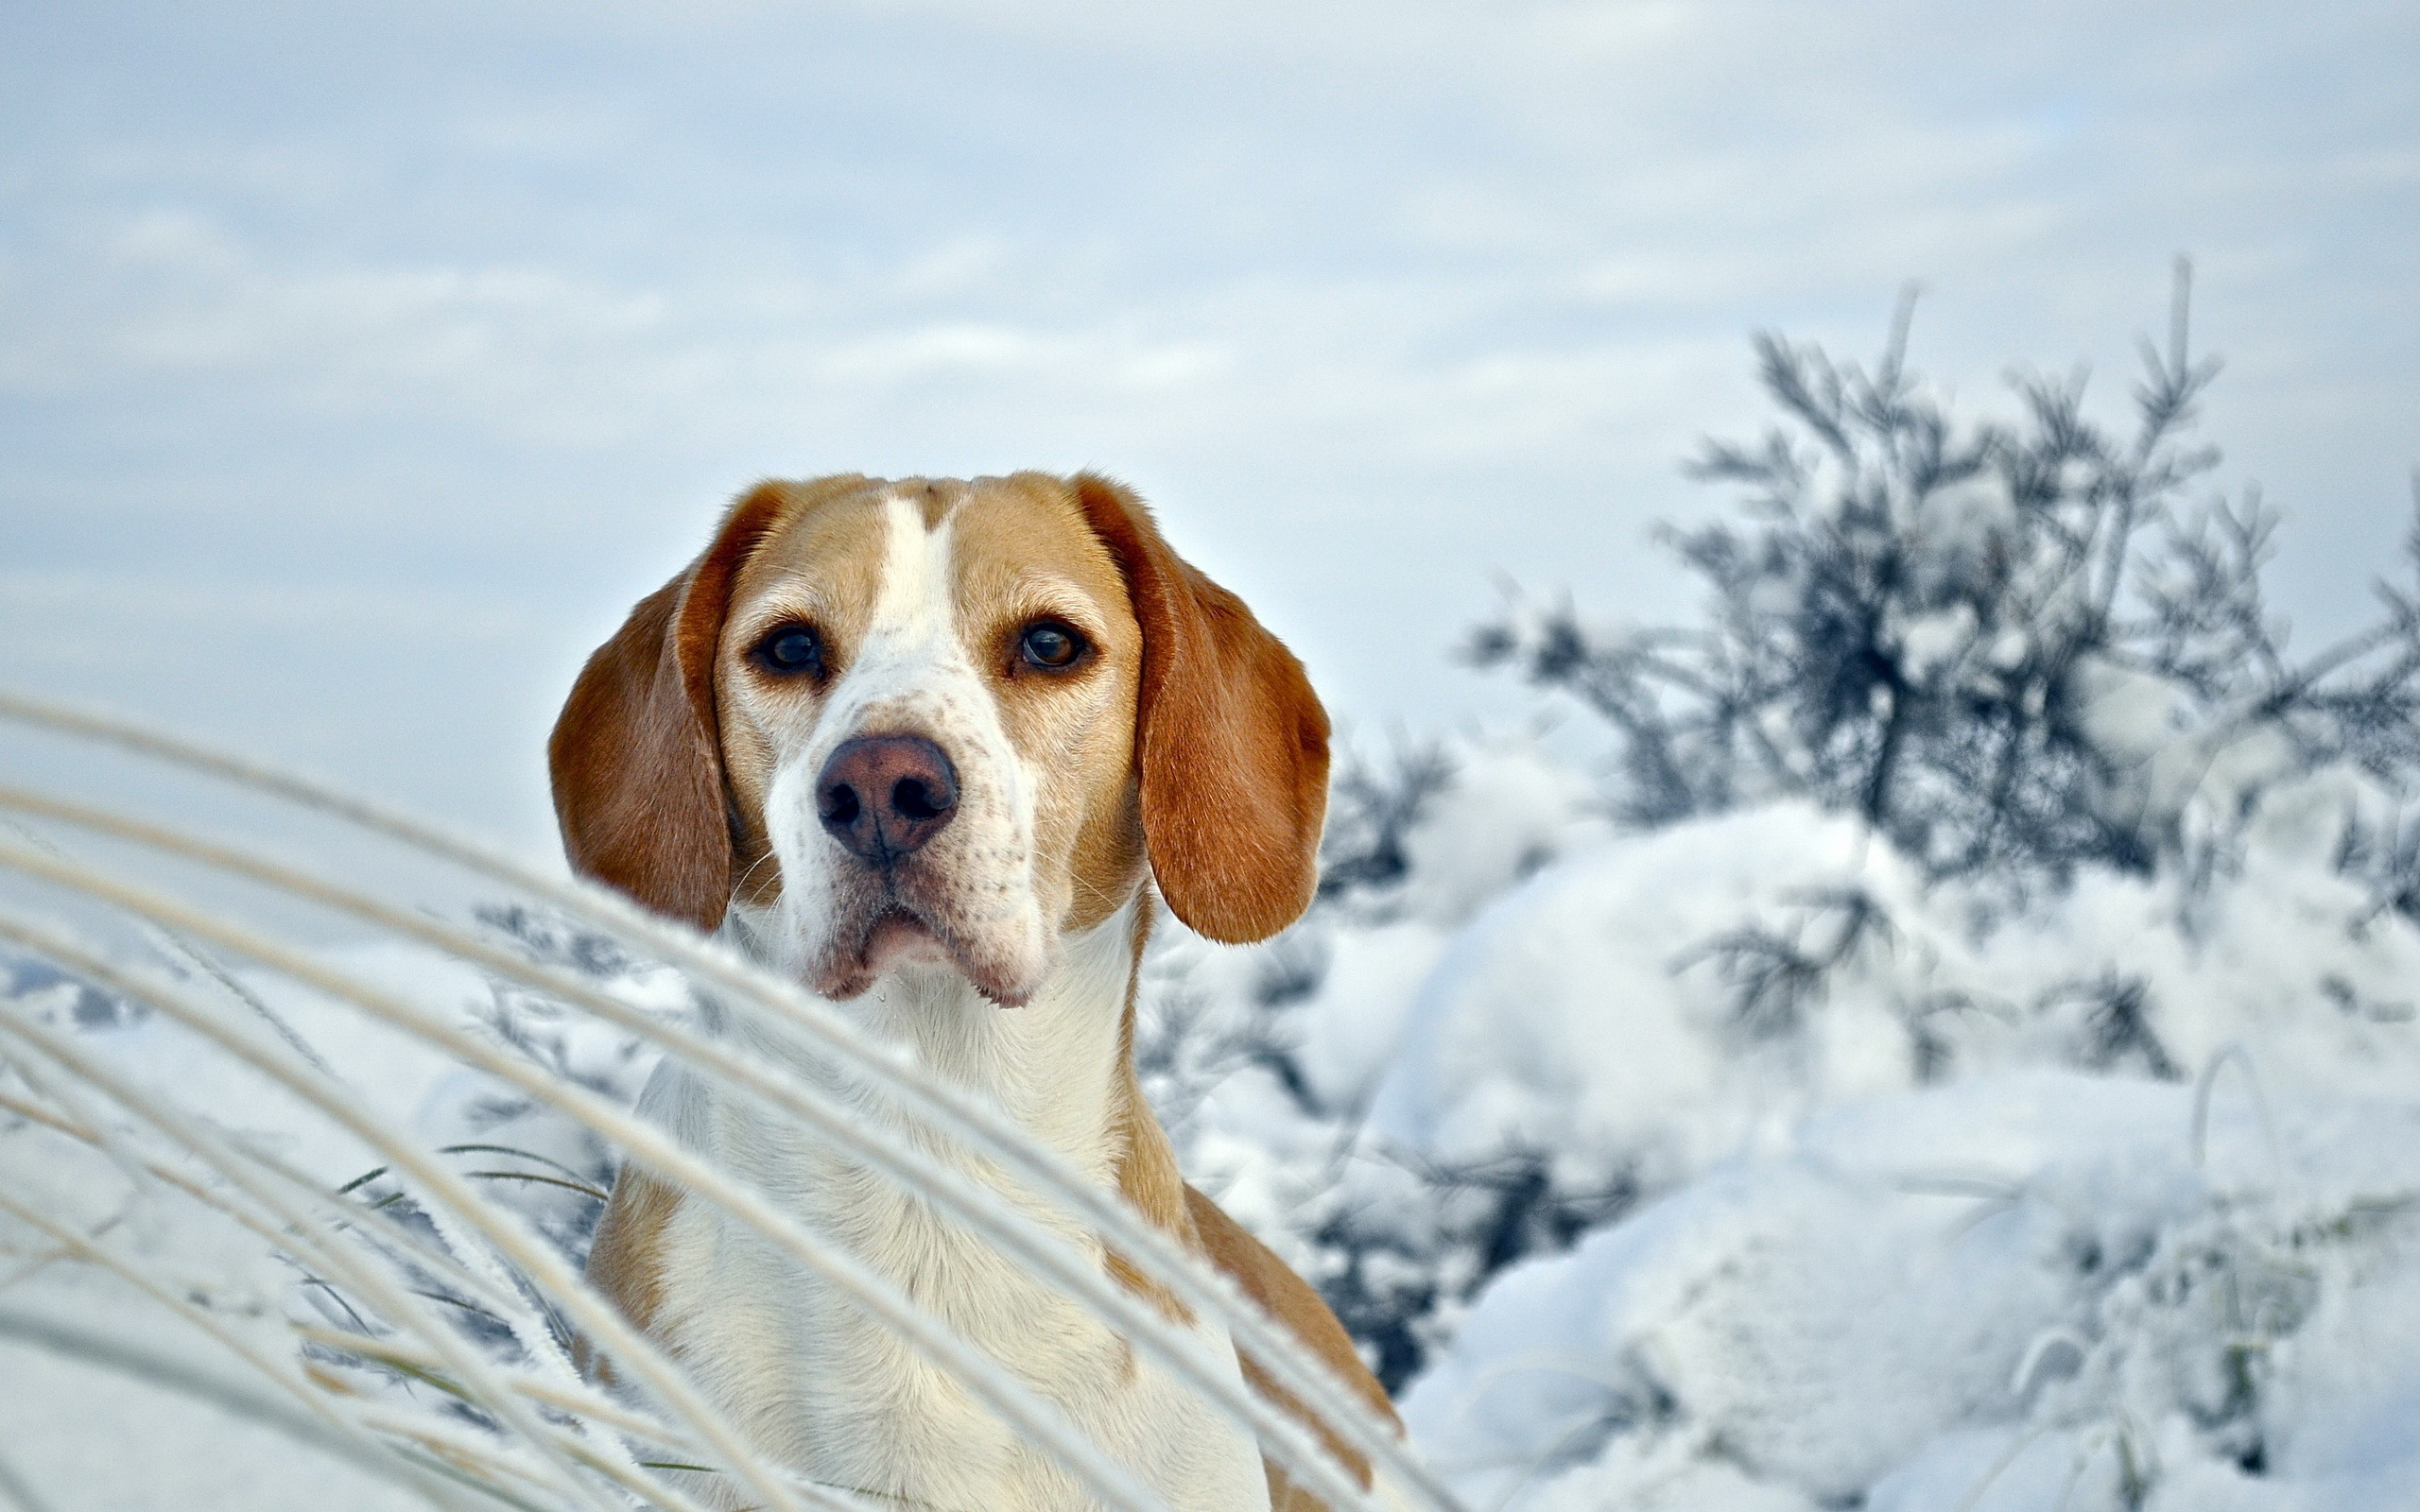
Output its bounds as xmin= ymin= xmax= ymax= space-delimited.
xmin=548 ymin=472 xmax=1397 ymax=1510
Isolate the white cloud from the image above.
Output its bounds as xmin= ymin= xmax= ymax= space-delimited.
xmin=0 ymin=0 xmax=2412 ymax=838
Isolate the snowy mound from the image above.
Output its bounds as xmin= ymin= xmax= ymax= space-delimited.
xmin=1404 ymin=1073 xmax=2420 ymax=1510
xmin=1152 ymin=755 xmax=2420 ymax=1510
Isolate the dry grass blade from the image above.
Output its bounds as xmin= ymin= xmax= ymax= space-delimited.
xmin=0 ymin=786 xmax=1389 ymax=1512
xmin=0 ymin=896 xmax=1133 ymax=1512
xmin=0 ymin=690 xmax=1435 ymax=1500
xmin=0 ymin=701 xmax=1432 ymax=1509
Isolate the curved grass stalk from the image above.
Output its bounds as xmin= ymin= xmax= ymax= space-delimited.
xmin=0 ymin=879 xmax=1171 ymax=1512
xmin=0 ymin=1105 xmax=660 ymax=1510
xmin=0 ymin=1084 xmax=569 ymax=1350
xmin=0 ymin=1039 xmax=632 ymax=1512
xmin=340 ymin=1401 xmax=749 ymax=1512
xmin=0 ymin=1086 xmax=543 ymax=1390
xmin=0 ymin=1304 xmax=513 ymax=1512
xmin=0 ymin=712 xmax=1443 ymax=1512
xmin=348 ymin=1394 xmax=890 ymax=1512
xmin=0 ymin=916 xmax=969 ymax=1512
xmin=293 ymin=1325 xmax=699 ymax=1462
xmin=0 ymin=813 xmax=335 ymax=1079
xmin=3 ymin=1022 xmax=165 ymax=1211
xmin=0 ymin=1075 xmax=826 ymax=1512
xmin=0 ymin=786 xmax=1396 ymax=1512
xmin=0 ymin=1190 xmax=477 ymax=1512
xmin=310 ymin=1327 xmax=887 ymax=1511
xmin=0 ymin=1007 xmax=652 ymax=1512
xmin=0 ymin=692 xmax=1437 ymax=1506
xmin=0 ymin=788 xmax=1393 ymax=1509
xmin=399 ymin=1171 xmax=597 ymax=1470
xmin=292 ymin=1409 xmax=565 ymax=1512
xmin=312 ymin=1322 xmax=1145 ymax=1512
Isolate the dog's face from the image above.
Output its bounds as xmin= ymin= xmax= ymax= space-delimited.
xmin=549 ymin=472 xmax=1330 ymax=1005
xmin=714 ymin=474 xmax=1147 ymax=1004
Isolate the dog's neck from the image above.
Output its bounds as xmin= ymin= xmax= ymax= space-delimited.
xmin=714 ymin=892 xmax=1159 ymax=1193
xmin=652 ymin=889 xmax=1254 ymax=1508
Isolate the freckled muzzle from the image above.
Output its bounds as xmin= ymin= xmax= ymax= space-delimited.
xmin=797 ymin=728 xmax=1046 ymax=1007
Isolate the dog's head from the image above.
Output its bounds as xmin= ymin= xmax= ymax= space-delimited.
xmin=548 ymin=472 xmax=1329 ymax=1005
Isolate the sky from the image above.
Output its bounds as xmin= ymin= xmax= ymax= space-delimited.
xmin=2 ymin=0 xmax=2414 ymax=859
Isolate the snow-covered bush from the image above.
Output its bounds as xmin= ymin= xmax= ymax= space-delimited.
xmin=1400 ymin=1072 xmax=2420 ymax=1511
xmin=1468 ymin=277 xmax=2420 ymax=894
xmin=1146 ymin=279 xmax=2420 ymax=1506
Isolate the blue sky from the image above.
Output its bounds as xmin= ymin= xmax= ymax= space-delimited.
xmin=3 ymin=0 xmax=2414 ymax=855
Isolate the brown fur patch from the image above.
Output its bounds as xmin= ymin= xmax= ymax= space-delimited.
xmin=1106 ymin=901 xmax=1195 ymax=1326
xmin=712 ymin=475 xmax=904 ymax=905
xmin=579 ymin=1165 xmax=685 ymax=1383
xmin=1071 ymin=474 xmax=1330 ymax=944
xmin=1186 ymin=1187 xmax=1401 ymax=1511
xmin=946 ymin=473 xmax=1151 ymax=935
xmin=549 ymin=480 xmax=805 ymax=932
xmin=1108 ymin=902 xmax=1398 ymax=1507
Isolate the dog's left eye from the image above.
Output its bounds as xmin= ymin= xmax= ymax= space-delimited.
xmin=753 ymin=624 xmax=825 ymax=678
xmin=1018 ymin=621 xmax=1086 ymax=670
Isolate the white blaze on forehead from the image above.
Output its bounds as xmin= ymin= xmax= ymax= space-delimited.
xmin=813 ymin=488 xmax=1033 ymax=816
xmin=869 ymin=493 xmax=955 ymax=648
xmin=827 ymin=493 xmax=976 ymax=716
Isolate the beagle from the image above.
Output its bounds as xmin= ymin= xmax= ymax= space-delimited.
xmin=549 ymin=472 xmax=1396 ymax=1511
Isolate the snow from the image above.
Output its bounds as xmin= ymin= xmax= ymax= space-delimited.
xmin=1397 ymin=1073 xmax=2420 ymax=1509
xmin=1 ymin=1291 xmax=426 ymax=1512
xmin=12 ymin=286 xmax=2420 ymax=1511
xmin=13 ymin=581 xmax=2420 ymax=1511
xmin=1369 ymin=803 xmax=1923 ymax=1191
xmin=1150 ymin=728 xmax=2420 ymax=1510
xmin=11 ymin=737 xmax=2420 ymax=1510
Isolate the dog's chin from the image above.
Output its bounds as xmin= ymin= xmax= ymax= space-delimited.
xmin=809 ymin=905 xmax=1046 ymax=1008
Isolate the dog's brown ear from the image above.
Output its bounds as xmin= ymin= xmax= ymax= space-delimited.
xmin=548 ymin=485 xmax=791 ymax=933
xmin=1073 ymin=473 xmax=1330 ymax=943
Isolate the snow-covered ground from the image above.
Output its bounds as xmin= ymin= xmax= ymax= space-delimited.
xmin=17 ymin=745 xmax=2418 ymax=1511
xmin=1143 ymin=736 xmax=2420 ymax=1511
xmin=8 ymin=747 xmax=2420 ymax=1510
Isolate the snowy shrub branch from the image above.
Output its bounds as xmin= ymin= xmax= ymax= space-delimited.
xmin=1469 ymin=266 xmax=2420 ymax=897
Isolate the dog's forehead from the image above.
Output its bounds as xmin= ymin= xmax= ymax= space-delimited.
xmin=943 ymin=475 xmax=1131 ymax=624
xmin=730 ymin=473 xmax=1131 ymax=629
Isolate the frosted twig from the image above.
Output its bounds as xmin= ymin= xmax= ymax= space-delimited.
xmin=0 ymin=1008 xmax=638 ymax=1512
xmin=0 ymin=1191 xmax=480 ymax=1511
xmin=0 ymin=1305 xmax=491 ymax=1512
xmin=2191 ymin=1041 xmax=2285 ymax=1186
xmin=0 ymin=816 xmax=1350 ymax=1507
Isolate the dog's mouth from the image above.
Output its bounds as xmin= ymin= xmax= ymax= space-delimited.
xmin=810 ymin=898 xmax=1039 ymax=1008
xmin=859 ymin=904 xmax=951 ymax=975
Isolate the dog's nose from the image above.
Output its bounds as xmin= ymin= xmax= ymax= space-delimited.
xmin=816 ymin=734 xmax=959 ymax=864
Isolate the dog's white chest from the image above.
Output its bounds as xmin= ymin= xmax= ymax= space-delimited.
xmin=632 ymin=972 xmax=1270 ymax=1511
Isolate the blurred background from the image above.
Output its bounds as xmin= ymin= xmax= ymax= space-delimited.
xmin=4 ymin=0 xmax=2412 ymax=854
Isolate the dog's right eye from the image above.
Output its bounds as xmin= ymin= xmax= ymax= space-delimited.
xmin=752 ymin=624 xmax=825 ymax=679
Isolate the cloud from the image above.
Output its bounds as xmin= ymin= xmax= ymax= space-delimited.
xmin=1 ymin=0 xmax=2412 ymax=841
